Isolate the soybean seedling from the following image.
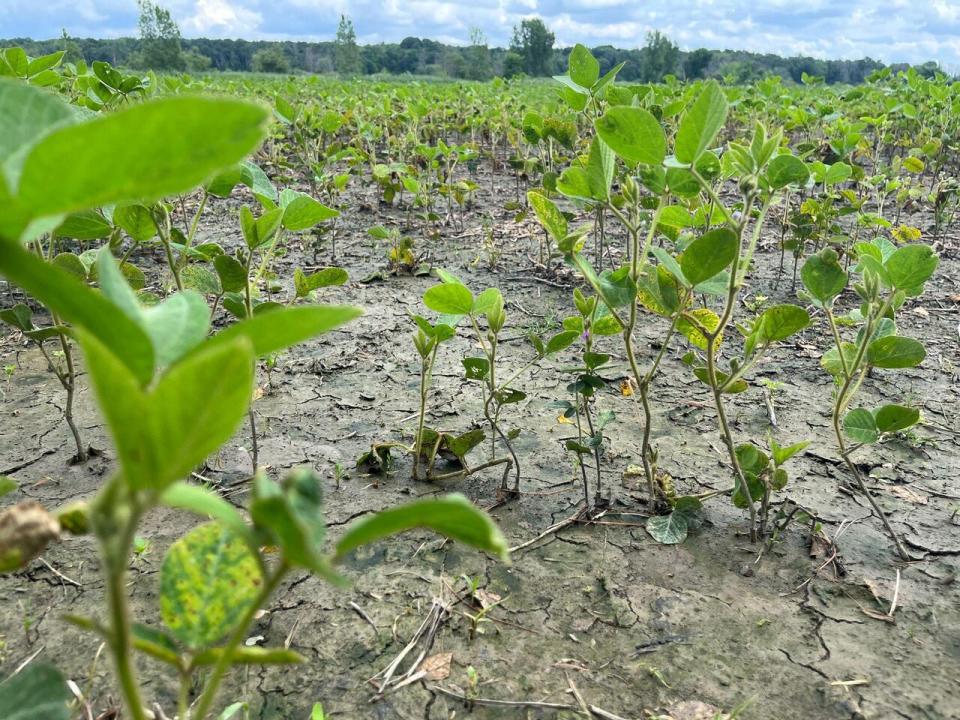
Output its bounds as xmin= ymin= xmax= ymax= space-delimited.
xmin=801 ymin=240 xmax=939 ymax=560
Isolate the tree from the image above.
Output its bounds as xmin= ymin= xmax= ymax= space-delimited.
xmin=502 ymin=51 xmax=525 ymax=78
xmin=465 ymin=28 xmax=492 ymax=80
xmin=60 ymin=29 xmax=84 ymax=64
xmin=510 ymin=17 xmax=554 ymax=76
xmin=639 ymin=31 xmax=678 ymax=82
xmin=683 ymin=48 xmax=713 ymax=80
xmin=251 ymin=45 xmax=290 ymax=74
xmin=137 ymin=0 xmax=184 ymax=71
xmin=334 ymin=14 xmax=361 ymax=75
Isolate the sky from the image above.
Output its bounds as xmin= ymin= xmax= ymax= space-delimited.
xmin=2 ymin=0 xmax=959 ymax=67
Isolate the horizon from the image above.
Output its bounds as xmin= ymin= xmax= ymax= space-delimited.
xmin=1 ymin=1 xmax=957 ymax=69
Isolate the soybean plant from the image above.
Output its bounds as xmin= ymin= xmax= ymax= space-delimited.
xmin=801 ymin=239 xmax=939 ymax=559
xmin=421 ymin=271 xmax=577 ymax=496
xmin=0 ymin=81 xmax=507 ymax=720
xmin=551 ymin=287 xmax=618 ymax=509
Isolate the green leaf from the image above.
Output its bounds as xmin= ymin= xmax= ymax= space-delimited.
xmin=251 ymin=470 xmax=338 ymax=580
xmin=0 ymin=303 xmax=33 ymax=331
xmin=545 ymin=330 xmax=578 ymax=355
xmin=680 ymin=227 xmax=738 ymax=287
xmin=0 ymin=242 xmax=155 ymax=385
xmin=80 ymin=331 xmax=255 ymax=490
xmin=444 ymin=430 xmax=486 ymax=459
xmin=874 ymin=404 xmax=920 ymax=434
xmin=756 ymin=304 xmax=810 ymax=343
xmin=646 ymin=512 xmax=688 ymax=545
xmin=866 ymin=336 xmax=925 ymax=369
xmin=736 ymin=443 xmax=769 ymax=478
xmin=51 ymin=252 xmax=87 ymax=280
xmin=160 ymin=481 xmax=250 ymax=541
xmin=334 ymin=494 xmax=509 ymax=563
xmin=824 ymin=162 xmax=851 ymax=185
xmin=96 ymin=248 xmax=142 ymax=323
xmin=770 ymin=439 xmax=810 ymax=466
xmin=0 ymin=79 xmax=74 ymax=186
xmin=692 ymin=366 xmax=748 ymax=393
xmin=844 ymin=408 xmax=879 ymax=444
xmin=423 ymin=282 xmax=474 ymax=315
xmin=294 ymin=267 xmax=348 ymax=298
xmin=568 ymin=44 xmax=599 ymax=88
xmin=113 ymin=204 xmax=158 ymax=242
xmin=766 ymin=154 xmax=809 ymax=189
xmin=594 ymin=106 xmax=666 ymax=166
xmin=473 ymin=287 xmax=504 ymax=317
xmin=279 ymin=190 xmax=338 ymax=231
xmin=679 ymin=308 xmax=721 ymax=351
xmin=142 ymin=292 xmax=211 ymax=369
xmin=675 ymin=81 xmax=728 ymax=165
xmin=801 ymin=251 xmax=847 ymax=306
xmin=160 ymin=522 xmax=263 ymax=649
xmin=0 ymin=663 xmax=70 ymax=720
xmin=214 ymin=255 xmax=248 ymax=293
xmin=54 ymin=210 xmax=112 ymax=240
xmin=241 ymin=206 xmax=284 ymax=249
xmin=821 ymin=341 xmax=857 ymax=377
xmin=12 ymin=97 xmax=269 ymax=229
xmin=527 ymin=191 xmax=568 ymax=242
xmin=463 ymin=357 xmax=490 ymax=381
xmin=181 ymin=265 xmax=222 ymax=295
xmin=146 ymin=337 xmax=255 ymax=488
xmin=207 ymin=305 xmax=361 ymax=359
xmin=885 ymin=244 xmax=938 ymax=292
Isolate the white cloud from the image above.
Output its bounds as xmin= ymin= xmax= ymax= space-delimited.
xmin=181 ymin=0 xmax=263 ymax=35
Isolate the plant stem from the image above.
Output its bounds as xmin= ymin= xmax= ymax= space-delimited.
xmin=190 ymin=563 xmax=289 ymax=719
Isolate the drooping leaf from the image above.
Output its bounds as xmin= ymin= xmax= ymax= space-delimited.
xmin=874 ymin=404 xmax=920 ymax=434
xmin=801 ymin=251 xmax=847 ymax=306
xmin=334 ymin=494 xmax=509 ymax=563
xmin=527 ymin=191 xmax=567 ymax=242
xmin=646 ymin=512 xmax=688 ymax=545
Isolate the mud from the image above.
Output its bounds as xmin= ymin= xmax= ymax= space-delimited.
xmin=1 ymin=164 xmax=959 ymax=720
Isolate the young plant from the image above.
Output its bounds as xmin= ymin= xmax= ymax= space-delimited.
xmin=422 ymin=271 xmax=577 ymax=497
xmin=0 ymin=83 xmax=508 ymax=720
xmin=801 ymin=241 xmax=938 ymax=559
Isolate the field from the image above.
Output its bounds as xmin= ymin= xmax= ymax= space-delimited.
xmin=1 ymin=49 xmax=959 ymax=720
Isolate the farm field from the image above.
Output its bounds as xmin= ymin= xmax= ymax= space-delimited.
xmin=1 ymin=47 xmax=960 ymax=720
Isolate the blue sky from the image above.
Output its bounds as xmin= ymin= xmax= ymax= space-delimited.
xmin=2 ymin=0 xmax=959 ymax=67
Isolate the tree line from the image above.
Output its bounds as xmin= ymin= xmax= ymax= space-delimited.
xmin=5 ymin=4 xmax=941 ymax=84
